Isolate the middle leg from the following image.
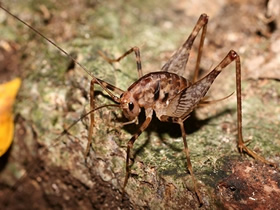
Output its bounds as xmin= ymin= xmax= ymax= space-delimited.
xmin=179 ymin=120 xmax=202 ymax=205
xmin=99 ymin=46 xmax=143 ymax=78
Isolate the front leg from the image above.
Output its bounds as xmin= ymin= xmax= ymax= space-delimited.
xmin=84 ymin=79 xmax=97 ymax=158
xmin=122 ymin=109 xmax=153 ymax=197
xmin=84 ymin=77 xmax=122 ymax=158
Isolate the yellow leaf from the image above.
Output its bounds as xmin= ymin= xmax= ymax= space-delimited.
xmin=0 ymin=78 xmax=21 ymax=157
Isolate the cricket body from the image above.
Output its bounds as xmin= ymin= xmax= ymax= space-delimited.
xmin=93 ymin=14 xmax=274 ymax=204
xmin=0 ymin=5 xmax=274 ymax=206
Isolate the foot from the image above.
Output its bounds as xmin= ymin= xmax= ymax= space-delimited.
xmin=238 ymin=141 xmax=276 ymax=167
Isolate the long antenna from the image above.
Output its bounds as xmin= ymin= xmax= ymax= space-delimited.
xmin=0 ymin=4 xmax=94 ymax=78
xmin=58 ymin=104 xmax=120 ymax=140
xmin=0 ymin=4 xmax=121 ymax=102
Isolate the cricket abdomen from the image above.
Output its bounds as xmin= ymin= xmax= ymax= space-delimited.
xmin=127 ymin=72 xmax=191 ymax=110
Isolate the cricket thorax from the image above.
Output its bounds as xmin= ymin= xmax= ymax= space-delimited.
xmin=120 ymin=72 xmax=191 ymax=120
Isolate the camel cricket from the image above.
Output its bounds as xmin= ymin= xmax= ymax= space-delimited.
xmin=0 ymin=5 xmax=274 ymax=205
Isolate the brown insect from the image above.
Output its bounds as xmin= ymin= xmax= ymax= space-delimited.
xmin=1 ymin=5 xmax=274 ymax=205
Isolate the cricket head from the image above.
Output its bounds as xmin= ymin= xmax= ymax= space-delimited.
xmin=120 ymin=91 xmax=140 ymax=121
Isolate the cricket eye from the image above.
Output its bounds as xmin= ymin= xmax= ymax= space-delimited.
xmin=128 ymin=102 xmax=134 ymax=111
